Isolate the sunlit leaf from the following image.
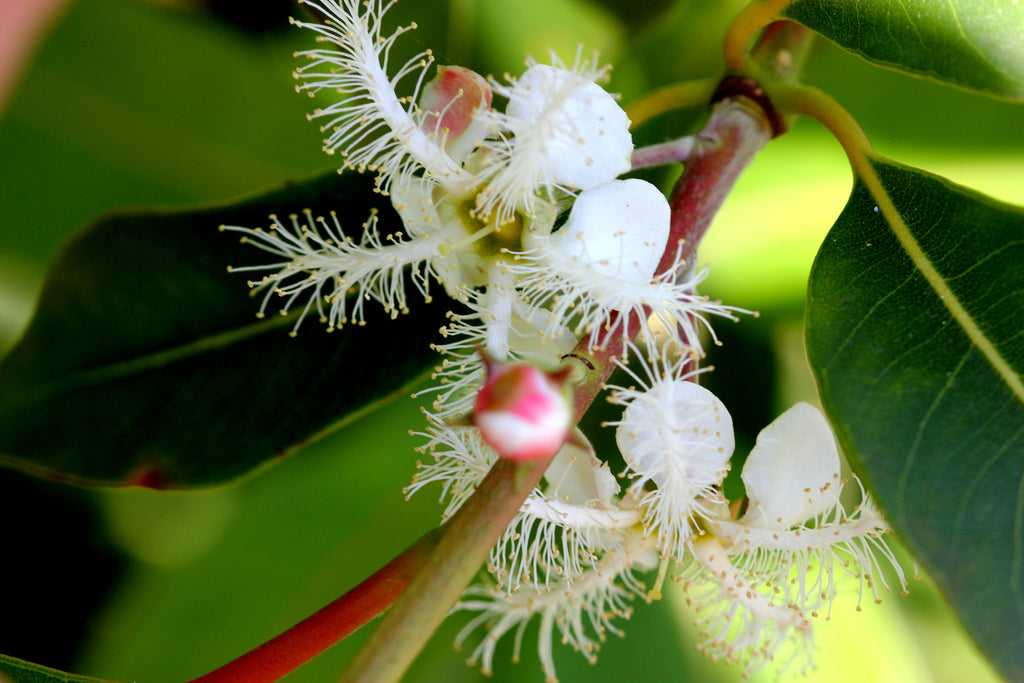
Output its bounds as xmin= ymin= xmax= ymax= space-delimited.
xmin=806 ymin=156 xmax=1024 ymax=681
xmin=781 ymin=0 xmax=1024 ymax=100
xmin=0 ymin=172 xmax=450 ymax=489
xmin=0 ymin=655 xmax=118 ymax=683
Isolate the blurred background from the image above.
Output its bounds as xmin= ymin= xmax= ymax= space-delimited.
xmin=1 ymin=0 xmax=1021 ymax=681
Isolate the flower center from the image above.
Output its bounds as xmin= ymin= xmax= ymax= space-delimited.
xmin=438 ymin=192 xmax=527 ymax=258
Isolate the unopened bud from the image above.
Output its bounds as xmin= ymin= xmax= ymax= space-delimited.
xmin=420 ymin=65 xmax=492 ymax=162
xmin=474 ymin=357 xmax=573 ymax=462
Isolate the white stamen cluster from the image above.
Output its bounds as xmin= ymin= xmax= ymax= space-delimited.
xmin=291 ymin=0 xmax=472 ymax=196
xmin=455 ymin=531 xmax=658 ymax=682
xmin=222 ymin=209 xmax=452 ymax=334
xmin=608 ymin=353 xmax=734 ymax=561
xmin=222 ymin=1 xmax=909 ymax=680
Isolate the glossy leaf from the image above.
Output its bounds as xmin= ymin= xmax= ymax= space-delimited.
xmin=781 ymin=0 xmax=1024 ymax=100
xmin=0 ymin=655 xmax=118 ymax=683
xmin=0 ymin=172 xmax=450 ymax=489
xmin=806 ymin=157 xmax=1024 ymax=681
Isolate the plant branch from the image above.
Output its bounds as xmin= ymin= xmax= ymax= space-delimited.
xmin=660 ymin=93 xmax=776 ymax=277
xmin=631 ymin=136 xmax=700 ymax=170
xmin=336 ymin=455 xmax=548 ymax=683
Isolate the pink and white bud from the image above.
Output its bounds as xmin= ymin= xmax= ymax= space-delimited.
xmin=419 ymin=65 xmax=493 ymax=162
xmin=474 ymin=357 xmax=573 ymax=462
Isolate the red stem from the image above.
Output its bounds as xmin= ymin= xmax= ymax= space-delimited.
xmin=659 ymin=95 xmax=775 ymax=277
xmin=186 ymin=527 xmax=443 ymax=683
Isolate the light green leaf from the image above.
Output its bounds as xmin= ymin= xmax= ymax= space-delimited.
xmin=806 ymin=156 xmax=1024 ymax=681
xmin=781 ymin=0 xmax=1024 ymax=100
xmin=0 ymin=172 xmax=451 ymax=489
xmin=0 ymin=655 xmax=118 ymax=683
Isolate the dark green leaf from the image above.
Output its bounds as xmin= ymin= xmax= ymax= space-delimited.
xmin=781 ymin=0 xmax=1024 ymax=101
xmin=806 ymin=157 xmax=1024 ymax=681
xmin=0 ymin=655 xmax=118 ymax=683
xmin=0 ymin=172 xmax=450 ymax=489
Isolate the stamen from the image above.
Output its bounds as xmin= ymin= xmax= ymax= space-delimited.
xmin=437 ymin=222 xmax=498 ymax=255
xmin=647 ymin=554 xmax=671 ymax=600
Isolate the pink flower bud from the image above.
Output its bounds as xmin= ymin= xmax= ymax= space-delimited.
xmin=474 ymin=357 xmax=573 ymax=462
xmin=419 ymin=65 xmax=492 ymax=161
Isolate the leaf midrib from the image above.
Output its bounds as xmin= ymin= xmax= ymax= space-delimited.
xmin=864 ymin=156 xmax=1024 ymax=404
xmin=0 ymin=311 xmax=299 ymax=407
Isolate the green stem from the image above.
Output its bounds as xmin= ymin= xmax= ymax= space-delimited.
xmin=185 ymin=527 xmax=444 ymax=683
xmin=624 ymin=77 xmax=718 ymax=129
xmin=336 ymin=457 xmax=550 ymax=683
xmin=723 ymin=0 xmax=799 ymax=73
xmin=767 ymin=82 xmax=873 ymax=156
xmin=661 ymin=95 xmax=774 ymax=277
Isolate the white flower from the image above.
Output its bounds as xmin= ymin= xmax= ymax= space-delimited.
xmin=228 ymin=0 xmax=646 ymax=374
xmin=688 ymin=403 xmax=909 ymax=673
xmin=740 ymin=401 xmax=842 ymax=529
xmin=512 ymin=179 xmax=743 ymax=357
xmin=446 ymin=388 xmax=909 ymax=679
xmin=608 ymin=349 xmax=734 ymax=560
xmin=543 ymin=178 xmax=668 ymax=283
xmin=474 ymin=59 xmax=633 ymax=224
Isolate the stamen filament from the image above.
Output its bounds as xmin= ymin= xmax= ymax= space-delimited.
xmin=437 ymin=222 xmax=497 ymax=255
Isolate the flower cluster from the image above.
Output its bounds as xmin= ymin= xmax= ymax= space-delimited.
xmin=432 ymin=351 xmax=908 ymax=679
xmin=221 ymin=1 xmax=908 ymax=680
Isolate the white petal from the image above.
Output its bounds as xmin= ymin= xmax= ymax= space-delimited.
xmin=509 ymin=298 xmax=577 ymax=357
xmin=506 ymin=63 xmax=632 ymax=190
xmin=544 ymin=179 xmax=669 ymax=284
xmin=544 ymin=431 xmax=618 ymax=505
xmin=741 ymin=402 xmax=842 ymax=529
xmin=616 ymin=379 xmax=733 ymax=489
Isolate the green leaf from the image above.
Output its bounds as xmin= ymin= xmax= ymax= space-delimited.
xmin=0 ymin=172 xmax=450 ymax=489
xmin=781 ymin=0 xmax=1024 ymax=101
xmin=0 ymin=655 xmax=118 ymax=683
xmin=806 ymin=157 xmax=1024 ymax=681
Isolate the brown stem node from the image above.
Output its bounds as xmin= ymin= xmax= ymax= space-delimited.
xmin=710 ymin=75 xmax=786 ymax=138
